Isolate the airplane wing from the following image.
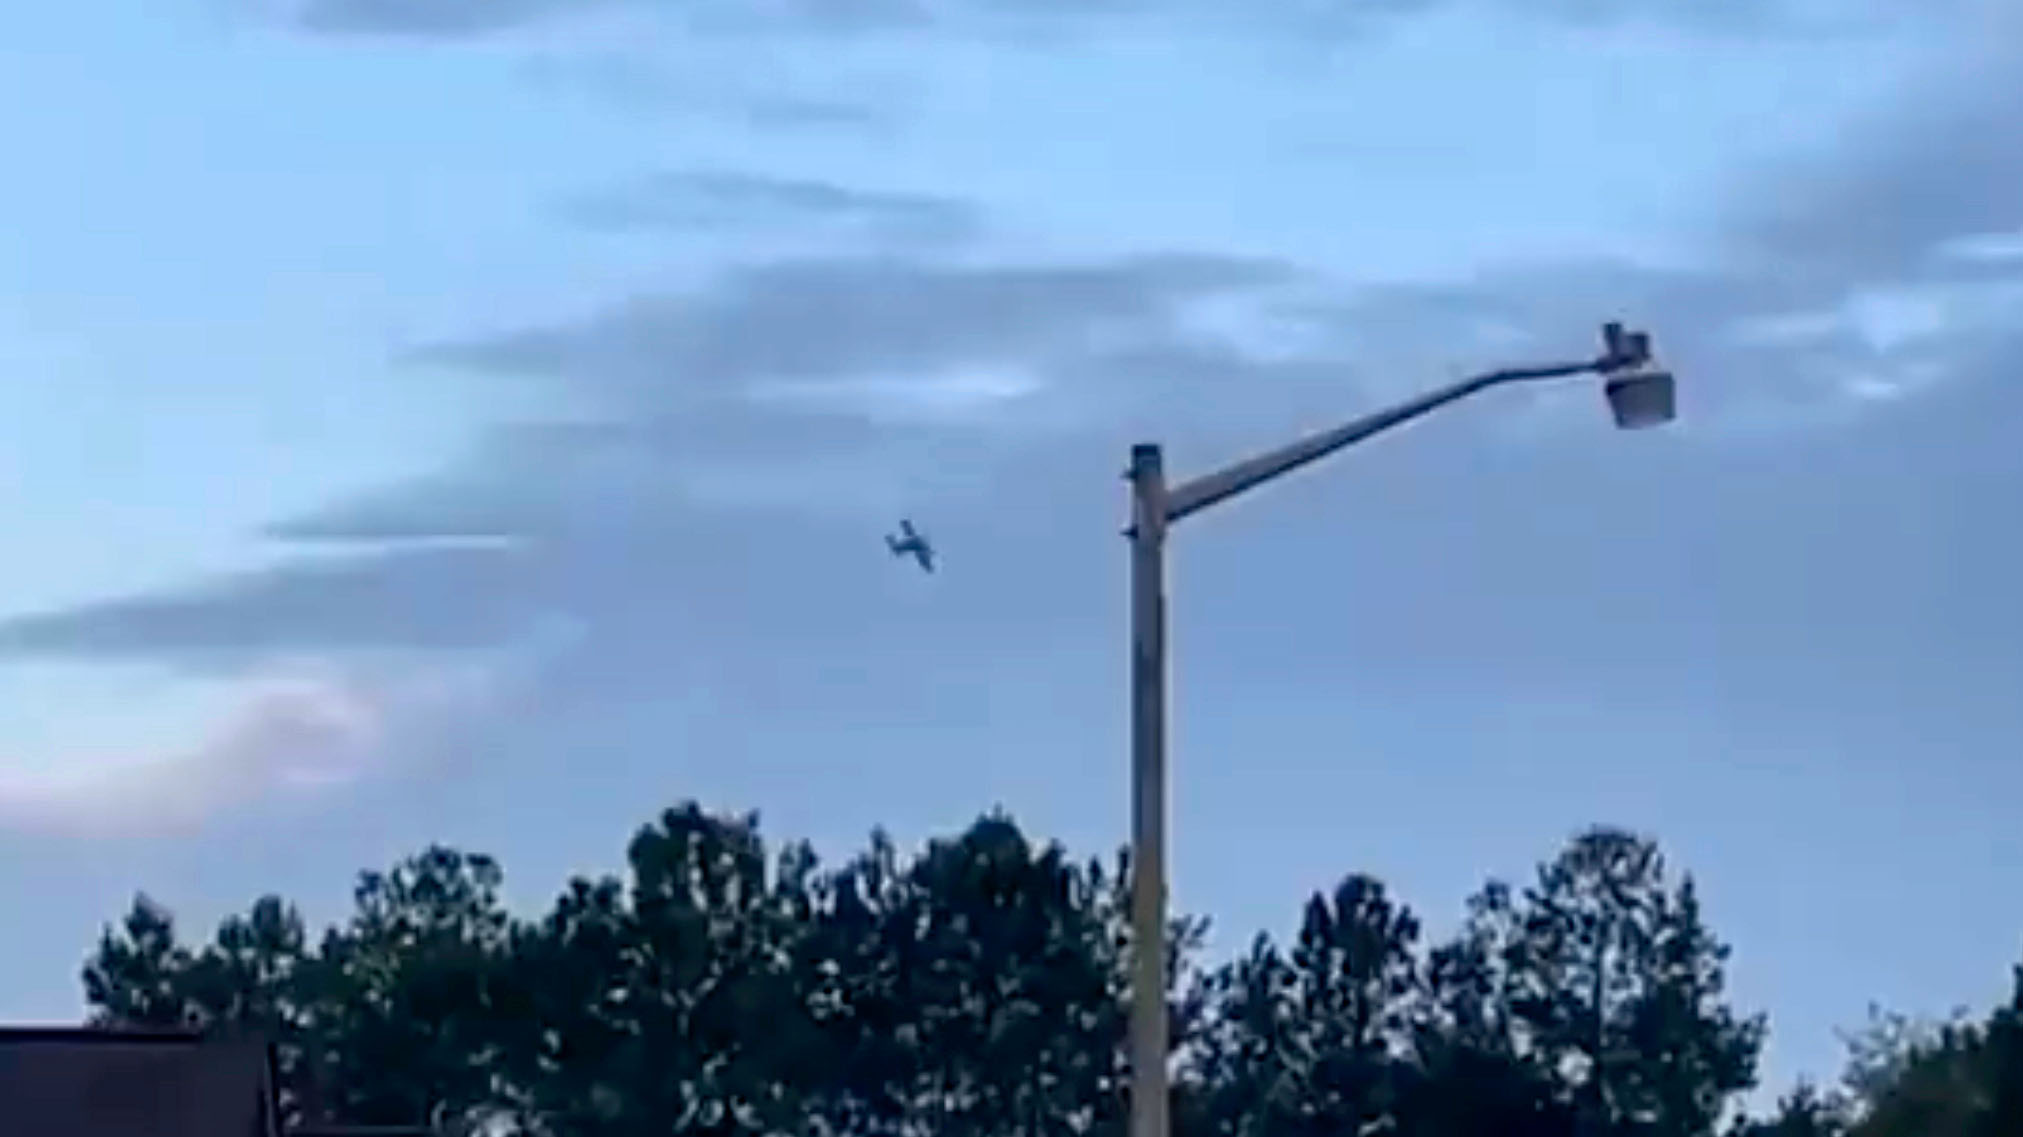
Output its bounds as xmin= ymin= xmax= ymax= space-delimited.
xmin=914 ymin=542 xmax=935 ymax=573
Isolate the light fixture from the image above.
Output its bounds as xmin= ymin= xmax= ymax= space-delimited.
xmin=1598 ymin=322 xmax=1676 ymax=430
xmin=1604 ymin=366 xmax=1677 ymax=430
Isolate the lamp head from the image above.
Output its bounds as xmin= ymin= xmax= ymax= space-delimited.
xmin=1604 ymin=366 xmax=1676 ymax=430
xmin=1597 ymin=322 xmax=1674 ymax=429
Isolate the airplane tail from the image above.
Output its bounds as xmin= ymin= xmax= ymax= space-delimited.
xmin=885 ymin=535 xmax=903 ymax=554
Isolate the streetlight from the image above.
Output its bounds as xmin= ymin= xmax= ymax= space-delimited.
xmin=1121 ymin=322 xmax=1675 ymax=1137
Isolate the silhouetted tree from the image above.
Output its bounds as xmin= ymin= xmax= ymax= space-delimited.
xmin=1503 ymin=827 xmax=1763 ymax=1137
xmin=1840 ymin=963 xmax=2023 ymax=1137
xmin=84 ymin=895 xmax=204 ymax=1029
xmin=1727 ymin=1083 xmax=1847 ymax=1137
xmin=83 ymin=850 xmax=519 ymax=1130
xmin=509 ymin=804 xmax=812 ymax=1137
xmin=302 ymin=846 xmax=519 ymax=1128
xmin=80 ymin=803 xmax=2021 ymax=1137
xmin=1398 ymin=883 xmax=1575 ymax=1137
xmin=1193 ymin=875 xmax=1420 ymax=1137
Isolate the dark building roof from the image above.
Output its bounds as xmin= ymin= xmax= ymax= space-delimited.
xmin=292 ymin=1130 xmax=438 ymax=1136
xmin=0 ymin=1027 xmax=280 ymax=1137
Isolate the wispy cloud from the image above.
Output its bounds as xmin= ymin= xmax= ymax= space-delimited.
xmin=560 ymin=170 xmax=983 ymax=246
xmin=6 ymin=38 xmax=2021 ymax=672
xmin=283 ymin=0 xmax=1948 ymax=40
xmin=0 ymin=657 xmax=504 ymax=838
xmin=0 ymin=545 xmax=552 ymax=661
xmin=1708 ymin=25 xmax=2023 ymax=417
xmin=0 ymin=246 xmax=1308 ymax=664
xmin=293 ymin=0 xmax=622 ymax=37
xmin=516 ymin=50 xmax=902 ymax=134
xmin=1730 ymin=26 xmax=2023 ymax=283
xmin=740 ymin=93 xmax=896 ymax=131
xmin=0 ymin=231 xmax=2006 ymax=693
xmin=406 ymin=251 xmax=1296 ymax=406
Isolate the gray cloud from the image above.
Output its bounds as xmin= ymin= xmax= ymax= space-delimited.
xmin=739 ymin=94 xmax=894 ymax=131
xmin=1731 ymin=33 xmax=2023 ymax=283
xmin=0 ymin=543 xmax=550 ymax=662
xmin=11 ymin=21 xmax=2023 ymax=817
xmin=516 ymin=52 xmax=902 ymax=135
xmin=560 ymin=170 xmax=984 ymax=246
xmin=13 ymin=12 xmax=2023 ymax=679
xmin=0 ymin=662 xmax=503 ymax=838
xmin=291 ymin=0 xmax=926 ymax=38
xmin=0 ymin=238 xmax=2002 ymax=692
xmin=7 ymin=285 xmax=2016 ymax=719
xmin=0 ymin=250 xmax=1304 ymax=666
xmin=410 ymin=252 xmax=1295 ymax=401
xmin=287 ymin=0 xmax=1893 ymax=40
xmin=294 ymin=0 xmax=616 ymax=36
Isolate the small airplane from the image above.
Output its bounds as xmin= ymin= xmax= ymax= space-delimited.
xmin=885 ymin=518 xmax=936 ymax=574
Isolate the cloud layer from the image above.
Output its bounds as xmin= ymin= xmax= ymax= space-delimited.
xmin=10 ymin=0 xmax=2017 ymax=837
xmin=560 ymin=171 xmax=984 ymax=247
xmin=284 ymin=0 xmax=1944 ymax=40
xmin=2 ymin=227 xmax=2014 ymax=699
xmin=0 ymin=657 xmax=505 ymax=838
xmin=9 ymin=5 xmax=2023 ymax=686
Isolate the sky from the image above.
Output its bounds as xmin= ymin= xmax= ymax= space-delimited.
xmin=2 ymin=0 xmax=2021 ymax=1103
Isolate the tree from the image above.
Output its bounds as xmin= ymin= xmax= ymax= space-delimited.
xmin=83 ymin=895 xmax=204 ymax=1029
xmin=107 ymin=803 xmax=2023 ymax=1137
xmin=1502 ymin=827 xmax=1763 ymax=1137
xmin=81 ymin=850 xmax=521 ymax=1131
xmin=182 ymin=896 xmax=318 ymax=1120
xmin=509 ymin=803 xmax=813 ymax=1137
xmin=1397 ymin=883 xmax=1575 ymax=1137
xmin=301 ymin=846 xmax=520 ymax=1128
xmin=84 ymin=893 xmax=322 ymax=1123
xmin=800 ymin=814 xmax=1139 ymax=1137
xmin=792 ymin=828 xmax=921 ymax=1137
xmin=1281 ymin=875 xmax=1421 ymax=1136
xmin=1191 ymin=875 xmax=1420 ymax=1137
xmin=1727 ymin=1083 xmax=1847 ymax=1137
xmin=1982 ymin=967 xmax=2023 ymax=1136
xmin=1841 ymin=963 xmax=2023 ymax=1137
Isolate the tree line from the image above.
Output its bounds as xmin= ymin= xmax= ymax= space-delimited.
xmin=79 ymin=802 xmax=2021 ymax=1137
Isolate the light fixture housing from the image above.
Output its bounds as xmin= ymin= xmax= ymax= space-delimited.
xmin=1596 ymin=322 xmax=1674 ymax=429
xmin=1604 ymin=366 xmax=1676 ymax=430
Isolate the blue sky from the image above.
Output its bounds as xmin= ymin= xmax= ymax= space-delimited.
xmin=3 ymin=0 xmax=2021 ymax=1104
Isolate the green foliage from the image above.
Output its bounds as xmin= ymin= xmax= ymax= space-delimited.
xmin=1725 ymin=1083 xmax=1847 ymax=1137
xmin=1499 ymin=828 xmax=1763 ymax=1137
xmin=1190 ymin=875 xmax=1421 ymax=1137
xmin=1395 ymin=882 xmax=1575 ymax=1137
xmin=305 ymin=846 xmax=519 ymax=1127
xmin=83 ymin=895 xmax=203 ymax=1029
xmin=506 ymin=805 xmax=814 ymax=1137
xmin=74 ymin=805 xmax=2009 ymax=1137
xmin=1840 ymin=965 xmax=2023 ymax=1137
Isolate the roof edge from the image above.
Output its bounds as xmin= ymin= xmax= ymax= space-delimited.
xmin=0 ymin=1026 xmax=208 ymax=1044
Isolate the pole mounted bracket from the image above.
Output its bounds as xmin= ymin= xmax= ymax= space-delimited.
xmin=1600 ymin=321 xmax=1652 ymax=371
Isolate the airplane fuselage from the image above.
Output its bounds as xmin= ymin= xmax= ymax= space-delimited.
xmin=886 ymin=533 xmax=933 ymax=573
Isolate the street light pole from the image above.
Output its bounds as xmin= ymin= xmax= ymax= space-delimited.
xmin=1122 ymin=324 xmax=1673 ymax=1137
xmin=1126 ymin=441 xmax=1170 ymax=1137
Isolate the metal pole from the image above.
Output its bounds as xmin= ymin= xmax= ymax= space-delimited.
xmin=1126 ymin=442 xmax=1170 ymax=1137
